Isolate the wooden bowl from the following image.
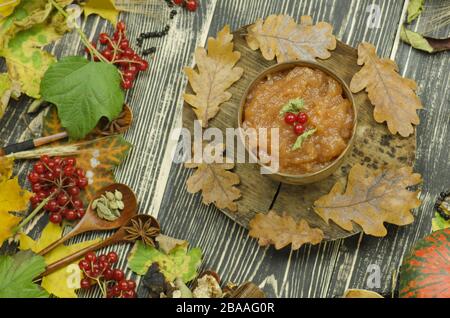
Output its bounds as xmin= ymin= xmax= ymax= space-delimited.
xmin=237 ymin=61 xmax=358 ymax=185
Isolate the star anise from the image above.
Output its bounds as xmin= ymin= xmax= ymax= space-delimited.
xmin=124 ymin=216 xmax=160 ymax=246
xmin=95 ymin=104 xmax=133 ymax=136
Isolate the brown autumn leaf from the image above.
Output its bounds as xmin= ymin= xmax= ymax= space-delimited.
xmin=249 ymin=211 xmax=324 ymax=250
xmin=185 ymin=143 xmax=241 ymax=212
xmin=350 ymin=42 xmax=422 ymax=137
xmin=184 ymin=25 xmax=244 ymax=128
xmin=313 ymin=164 xmax=422 ymax=237
xmin=246 ymin=15 xmax=336 ymax=63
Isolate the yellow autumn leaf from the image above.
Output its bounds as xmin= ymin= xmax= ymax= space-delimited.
xmin=0 ymin=157 xmax=32 ymax=244
xmin=83 ymin=0 xmax=119 ymax=25
xmin=19 ymin=222 xmax=101 ymax=298
xmin=0 ymin=0 xmax=21 ymax=20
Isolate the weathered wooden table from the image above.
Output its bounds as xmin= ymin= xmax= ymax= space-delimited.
xmin=1 ymin=0 xmax=449 ymax=298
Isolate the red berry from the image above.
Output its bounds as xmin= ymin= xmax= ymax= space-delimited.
xmin=284 ymin=112 xmax=297 ymax=125
xmin=127 ymin=280 xmax=136 ymax=290
xmin=40 ymin=155 xmax=50 ymax=164
xmin=137 ymin=60 xmax=148 ymax=71
xmin=122 ymin=47 xmax=134 ymax=58
xmin=34 ymin=163 xmax=45 ymax=174
xmin=186 ymin=0 xmax=198 ymax=11
xmin=68 ymin=186 xmax=80 ymax=196
xmin=64 ymin=209 xmax=78 ymax=221
xmin=77 ymin=177 xmax=88 ymax=189
xmin=116 ymin=21 xmax=126 ymax=32
xmin=65 ymin=157 xmax=76 ymax=166
xmin=85 ymin=252 xmax=96 ymax=263
xmin=76 ymin=208 xmax=86 ymax=219
xmin=53 ymin=166 xmax=62 ymax=175
xmin=123 ymin=290 xmax=136 ymax=298
xmin=80 ymin=278 xmax=91 ymax=289
xmin=72 ymin=199 xmax=83 ymax=209
xmin=99 ymin=33 xmax=109 ymax=45
xmin=31 ymin=183 xmax=42 ymax=193
xmin=45 ymin=200 xmax=58 ymax=212
xmin=112 ymin=285 xmax=121 ymax=296
xmin=123 ymin=70 xmax=135 ymax=81
xmin=30 ymin=195 xmax=40 ymax=205
xmin=173 ymin=0 xmax=184 ymax=5
xmin=49 ymin=213 xmax=62 ymax=224
xmin=76 ymin=168 xmax=85 ymax=177
xmin=113 ymin=269 xmax=124 ymax=281
xmin=128 ymin=65 xmax=138 ymax=74
xmin=57 ymin=193 xmax=69 ymax=206
xmin=293 ymin=123 xmax=306 ymax=135
xmin=79 ymin=259 xmax=90 ymax=271
xmin=118 ymin=280 xmax=129 ymax=291
xmin=45 ymin=171 xmax=56 ymax=181
xmin=296 ymin=112 xmax=308 ymax=124
xmin=104 ymin=269 xmax=114 ymax=280
xmin=98 ymin=254 xmax=107 ymax=263
xmin=119 ymin=40 xmax=129 ymax=50
xmin=28 ymin=172 xmax=40 ymax=184
xmin=37 ymin=190 xmax=48 ymax=201
xmin=54 ymin=157 xmax=63 ymax=165
xmin=102 ymin=49 xmax=113 ymax=61
xmin=107 ymin=252 xmax=118 ymax=263
xmin=121 ymin=79 xmax=133 ymax=90
xmin=64 ymin=166 xmax=76 ymax=177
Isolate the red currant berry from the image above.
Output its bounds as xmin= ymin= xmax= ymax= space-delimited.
xmin=77 ymin=177 xmax=88 ymax=189
xmin=113 ymin=269 xmax=124 ymax=281
xmin=127 ymin=280 xmax=136 ymax=290
xmin=99 ymin=33 xmax=109 ymax=45
xmin=122 ymin=47 xmax=134 ymax=58
xmin=79 ymin=259 xmax=90 ymax=271
xmin=112 ymin=285 xmax=121 ymax=296
xmin=72 ymin=199 xmax=83 ymax=209
xmin=137 ymin=60 xmax=149 ymax=71
xmin=53 ymin=166 xmax=62 ymax=175
xmin=293 ymin=123 xmax=306 ymax=135
xmin=30 ymin=195 xmax=40 ymax=205
xmin=121 ymin=79 xmax=133 ymax=90
xmin=31 ymin=183 xmax=42 ymax=193
xmin=33 ymin=163 xmax=45 ymax=174
xmin=97 ymin=254 xmax=107 ymax=263
xmin=53 ymin=157 xmax=63 ymax=165
xmin=296 ymin=112 xmax=308 ymax=124
xmin=64 ymin=166 xmax=76 ymax=177
xmin=173 ymin=0 xmax=184 ymax=5
xmin=40 ymin=155 xmax=50 ymax=164
xmin=45 ymin=200 xmax=59 ymax=212
xmin=76 ymin=208 xmax=86 ymax=219
xmin=107 ymin=252 xmax=118 ymax=263
xmin=64 ymin=209 xmax=78 ymax=221
xmin=118 ymin=280 xmax=129 ymax=291
xmin=76 ymin=168 xmax=85 ymax=177
xmin=85 ymin=252 xmax=97 ymax=263
xmin=128 ymin=65 xmax=138 ymax=74
xmin=68 ymin=186 xmax=80 ymax=196
xmin=102 ymin=49 xmax=113 ymax=61
xmin=186 ymin=0 xmax=198 ymax=11
xmin=49 ymin=213 xmax=62 ymax=224
xmin=57 ymin=193 xmax=69 ymax=206
xmin=284 ymin=112 xmax=297 ymax=125
xmin=116 ymin=21 xmax=126 ymax=32
xmin=80 ymin=278 xmax=91 ymax=289
xmin=123 ymin=290 xmax=136 ymax=298
xmin=119 ymin=40 xmax=129 ymax=50
xmin=47 ymin=160 xmax=55 ymax=170
xmin=28 ymin=172 xmax=40 ymax=184
xmin=65 ymin=157 xmax=76 ymax=166
xmin=37 ymin=190 xmax=48 ymax=201
xmin=104 ymin=269 xmax=114 ymax=280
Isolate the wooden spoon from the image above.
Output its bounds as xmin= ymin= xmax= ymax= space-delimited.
xmin=37 ymin=215 xmax=159 ymax=279
xmin=38 ymin=183 xmax=137 ymax=256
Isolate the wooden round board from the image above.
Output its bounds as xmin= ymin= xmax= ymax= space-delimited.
xmin=182 ymin=27 xmax=416 ymax=241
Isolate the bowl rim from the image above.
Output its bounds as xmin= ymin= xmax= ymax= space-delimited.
xmin=237 ymin=60 xmax=358 ymax=180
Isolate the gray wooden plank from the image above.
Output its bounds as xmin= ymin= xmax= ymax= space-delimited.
xmin=158 ymin=0 xmax=407 ymax=298
xmin=327 ymin=4 xmax=450 ymax=296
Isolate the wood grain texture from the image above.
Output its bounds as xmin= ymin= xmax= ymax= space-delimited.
xmin=0 ymin=0 xmax=446 ymax=298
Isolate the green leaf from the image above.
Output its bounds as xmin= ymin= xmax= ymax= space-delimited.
xmin=0 ymin=250 xmax=49 ymax=298
xmin=400 ymin=26 xmax=434 ymax=53
xmin=41 ymin=56 xmax=125 ymax=140
xmin=432 ymin=212 xmax=450 ymax=232
xmin=292 ymin=128 xmax=316 ymax=151
xmin=279 ymin=98 xmax=305 ymax=117
xmin=407 ymin=0 xmax=425 ymax=23
xmin=128 ymin=241 xmax=202 ymax=283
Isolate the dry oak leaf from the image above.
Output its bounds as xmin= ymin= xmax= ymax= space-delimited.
xmin=185 ymin=144 xmax=241 ymax=212
xmin=184 ymin=25 xmax=244 ymax=128
xmin=249 ymin=211 xmax=324 ymax=250
xmin=246 ymin=15 xmax=336 ymax=63
xmin=350 ymin=42 xmax=422 ymax=137
xmin=313 ymin=164 xmax=422 ymax=237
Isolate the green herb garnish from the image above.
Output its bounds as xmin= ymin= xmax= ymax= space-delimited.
xmin=279 ymin=98 xmax=306 ymax=117
xmin=292 ymin=128 xmax=316 ymax=151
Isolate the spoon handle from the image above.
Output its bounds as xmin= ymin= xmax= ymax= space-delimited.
xmin=37 ymin=236 xmax=119 ymax=279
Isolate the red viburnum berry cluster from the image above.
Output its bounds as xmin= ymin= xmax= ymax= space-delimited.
xmin=85 ymin=21 xmax=149 ymax=90
xmin=284 ymin=111 xmax=309 ymax=135
xmin=28 ymin=155 xmax=87 ymax=224
xmin=173 ymin=0 xmax=198 ymax=11
xmin=79 ymin=251 xmax=137 ymax=298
